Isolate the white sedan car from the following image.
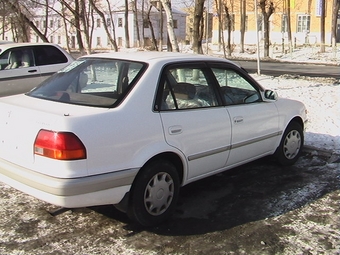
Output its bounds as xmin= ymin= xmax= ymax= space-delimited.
xmin=0 ymin=42 xmax=74 ymax=97
xmin=0 ymin=52 xmax=307 ymax=226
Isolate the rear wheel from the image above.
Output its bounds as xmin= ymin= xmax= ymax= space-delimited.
xmin=127 ymin=160 xmax=180 ymax=226
xmin=275 ymin=122 xmax=304 ymax=166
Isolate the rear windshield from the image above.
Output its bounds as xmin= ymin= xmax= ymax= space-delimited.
xmin=28 ymin=58 xmax=146 ymax=107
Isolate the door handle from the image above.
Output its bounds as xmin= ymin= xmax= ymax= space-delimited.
xmin=28 ymin=69 xmax=38 ymax=73
xmin=233 ymin=116 xmax=244 ymax=124
xmin=169 ymin=125 xmax=182 ymax=135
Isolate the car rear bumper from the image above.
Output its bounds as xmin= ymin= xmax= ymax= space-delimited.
xmin=0 ymin=158 xmax=138 ymax=208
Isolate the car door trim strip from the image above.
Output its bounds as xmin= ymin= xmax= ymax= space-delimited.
xmin=188 ymin=145 xmax=231 ymax=161
xmin=187 ymin=131 xmax=282 ymax=161
xmin=231 ymin=131 xmax=283 ymax=149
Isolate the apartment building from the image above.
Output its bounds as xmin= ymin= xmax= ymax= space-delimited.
xmin=212 ymin=0 xmax=340 ymax=46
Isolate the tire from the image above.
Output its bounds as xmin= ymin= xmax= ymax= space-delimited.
xmin=275 ymin=122 xmax=304 ymax=166
xmin=127 ymin=160 xmax=180 ymax=226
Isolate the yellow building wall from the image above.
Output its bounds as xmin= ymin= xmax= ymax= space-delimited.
xmin=212 ymin=0 xmax=335 ymax=45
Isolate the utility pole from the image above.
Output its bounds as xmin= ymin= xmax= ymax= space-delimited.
xmin=254 ymin=0 xmax=261 ymax=75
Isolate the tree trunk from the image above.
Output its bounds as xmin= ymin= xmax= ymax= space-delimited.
xmin=159 ymin=0 xmax=179 ymax=52
xmin=3 ymin=0 xmax=48 ymax=42
xmin=147 ymin=5 xmax=158 ymax=51
xmin=74 ymin=0 xmax=85 ymax=54
xmin=259 ymin=0 xmax=274 ymax=58
xmin=134 ymin=0 xmax=141 ymax=48
xmin=331 ymin=0 xmax=340 ymax=49
xmin=320 ymin=0 xmax=326 ymax=53
xmin=124 ymin=0 xmax=130 ymax=48
xmin=240 ymin=0 xmax=246 ymax=53
xmin=192 ymin=0 xmax=205 ymax=54
xmin=223 ymin=4 xmax=232 ymax=57
xmin=105 ymin=0 xmax=118 ymax=51
xmin=286 ymin=0 xmax=293 ymax=52
xmin=90 ymin=0 xmax=118 ymax=51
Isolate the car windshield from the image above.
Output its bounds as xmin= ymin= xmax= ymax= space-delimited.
xmin=28 ymin=58 xmax=146 ymax=107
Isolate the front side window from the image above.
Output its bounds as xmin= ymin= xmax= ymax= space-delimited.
xmin=28 ymin=58 xmax=146 ymax=108
xmin=211 ymin=68 xmax=261 ymax=105
xmin=0 ymin=48 xmax=34 ymax=70
xmin=157 ymin=65 xmax=219 ymax=110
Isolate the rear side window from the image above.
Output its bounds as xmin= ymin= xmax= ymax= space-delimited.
xmin=157 ymin=65 xmax=219 ymax=110
xmin=33 ymin=45 xmax=68 ymax=66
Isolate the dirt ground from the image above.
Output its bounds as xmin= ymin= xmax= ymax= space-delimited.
xmin=0 ymin=148 xmax=339 ymax=255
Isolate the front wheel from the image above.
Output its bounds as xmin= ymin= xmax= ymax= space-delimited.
xmin=275 ymin=122 xmax=304 ymax=166
xmin=127 ymin=160 xmax=180 ymax=226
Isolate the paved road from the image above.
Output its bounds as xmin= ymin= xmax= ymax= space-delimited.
xmin=233 ymin=59 xmax=339 ymax=78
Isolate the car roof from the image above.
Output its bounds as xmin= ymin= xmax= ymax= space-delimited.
xmin=0 ymin=42 xmax=64 ymax=51
xmin=81 ymin=51 xmax=239 ymax=67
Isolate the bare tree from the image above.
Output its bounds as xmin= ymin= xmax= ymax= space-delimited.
xmin=286 ymin=0 xmax=293 ymax=53
xmin=192 ymin=0 xmax=205 ymax=54
xmin=331 ymin=0 xmax=340 ymax=50
xmin=124 ymin=0 xmax=130 ymax=48
xmin=159 ymin=0 xmax=179 ymax=52
xmin=89 ymin=0 xmax=118 ymax=51
xmin=3 ymin=0 xmax=48 ymax=42
xmin=223 ymin=1 xmax=233 ymax=57
xmin=146 ymin=5 xmax=158 ymax=50
xmin=320 ymin=0 xmax=325 ymax=52
xmin=258 ymin=0 xmax=275 ymax=58
xmin=240 ymin=0 xmax=246 ymax=53
xmin=214 ymin=0 xmax=226 ymax=58
xmin=133 ymin=0 xmax=141 ymax=48
xmin=105 ymin=0 xmax=118 ymax=51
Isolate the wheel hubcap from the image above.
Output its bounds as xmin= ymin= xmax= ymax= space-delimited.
xmin=144 ymin=172 xmax=174 ymax=216
xmin=283 ymin=130 xmax=301 ymax=159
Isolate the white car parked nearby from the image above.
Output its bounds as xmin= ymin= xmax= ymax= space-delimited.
xmin=0 ymin=42 xmax=74 ymax=97
xmin=0 ymin=52 xmax=307 ymax=226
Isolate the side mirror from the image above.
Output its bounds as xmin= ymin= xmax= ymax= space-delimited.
xmin=264 ymin=89 xmax=278 ymax=101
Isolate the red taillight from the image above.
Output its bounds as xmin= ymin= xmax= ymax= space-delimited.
xmin=34 ymin=129 xmax=87 ymax=160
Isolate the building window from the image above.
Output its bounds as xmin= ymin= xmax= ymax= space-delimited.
xmin=97 ymin=37 xmax=101 ymax=46
xmin=58 ymin=36 xmax=61 ymax=44
xmin=107 ymin=18 xmax=111 ymax=27
xmin=97 ymin=19 xmax=101 ymax=28
xmin=143 ymin=19 xmax=149 ymax=28
xmin=118 ymin=18 xmax=123 ymax=27
xmin=50 ymin=19 xmax=53 ymax=28
xmin=50 ymin=36 xmax=54 ymax=43
xmin=43 ymin=20 xmax=46 ymax=28
xmin=297 ymin=15 xmax=310 ymax=32
xmin=173 ymin=20 xmax=178 ymax=29
xmin=57 ymin=19 xmax=61 ymax=28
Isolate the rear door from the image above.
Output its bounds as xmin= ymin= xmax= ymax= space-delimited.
xmin=33 ymin=45 xmax=71 ymax=81
xmin=156 ymin=63 xmax=232 ymax=181
xmin=0 ymin=48 xmax=42 ymax=97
